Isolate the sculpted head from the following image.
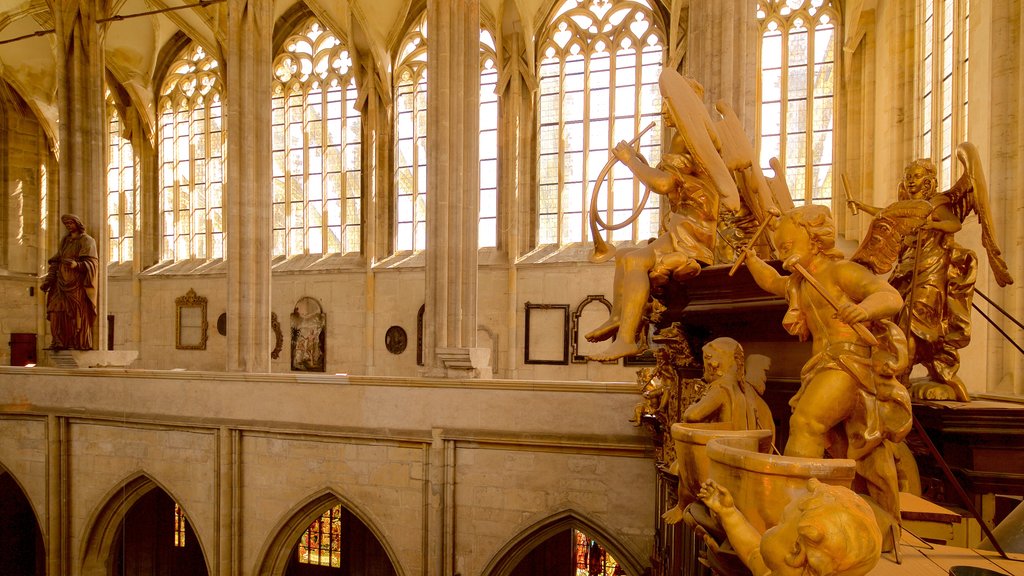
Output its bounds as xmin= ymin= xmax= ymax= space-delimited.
xmin=702 ymin=337 xmax=743 ymax=382
xmin=774 ymin=205 xmax=844 ymax=268
xmin=760 ymin=479 xmax=882 ymax=576
xmin=61 ymin=214 xmax=85 ymax=234
xmin=899 ymin=159 xmax=938 ymax=200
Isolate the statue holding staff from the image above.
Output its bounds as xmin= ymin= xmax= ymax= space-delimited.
xmin=741 ymin=205 xmax=911 ymax=525
xmin=847 ymin=144 xmax=1014 ymax=401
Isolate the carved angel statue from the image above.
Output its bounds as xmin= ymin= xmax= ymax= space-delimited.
xmin=681 ymin=337 xmax=775 ymax=444
xmin=585 ymin=69 xmax=791 ymax=361
xmin=847 ymin=143 xmax=1014 ymax=401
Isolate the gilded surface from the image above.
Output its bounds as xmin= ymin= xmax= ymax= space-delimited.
xmin=743 ymin=205 xmax=911 ymax=531
xmin=698 ymin=478 xmax=882 ymax=576
xmin=586 ymin=69 xmax=789 ymax=361
xmin=848 ymin=145 xmax=1015 ymax=401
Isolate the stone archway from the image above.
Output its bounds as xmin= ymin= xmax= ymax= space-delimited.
xmin=255 ymin=490 xmax=402 ymax=576
xmin=480 ymin=509 xmax=646 ymax=576
xmin=79 ymin=473 xmax=211 ymax=576
xmin=0 ymin=469 xmax=45 ymax=574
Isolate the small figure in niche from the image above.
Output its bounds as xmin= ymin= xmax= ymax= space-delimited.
xmin=290 ymin=297 xmax=326 ymax=372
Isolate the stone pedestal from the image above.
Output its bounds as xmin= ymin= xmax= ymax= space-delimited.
xmin=435 ymin=347 xmax=492 ymax=379
xmin=45 ymin=350 xmax=139 ymax=368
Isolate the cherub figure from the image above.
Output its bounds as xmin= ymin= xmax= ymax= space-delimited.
xmin=586 ymin=70 xmax=790 ymax=362
xmin=682 ymin=337 xmax=775 ymax=443
xmin=697 ymin=479 xmax=882 ymax=576
xmin=847 ymin=144 xmax=1014 ymax=401
xmin=742 ymin=205 xmax=912 ymax=524
xmin=585 ymin=73 xmax=739 ymax=361
xmin=630 ymin=362 xmax=671 ymax=426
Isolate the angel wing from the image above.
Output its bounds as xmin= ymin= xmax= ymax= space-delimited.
xmin=943 ymin=142 xmax=1014 ymax=287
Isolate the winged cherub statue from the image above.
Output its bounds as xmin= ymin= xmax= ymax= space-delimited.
xmin=847 ymin=143 xmax=1014 ymax=401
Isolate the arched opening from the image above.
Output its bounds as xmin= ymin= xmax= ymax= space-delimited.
xmin=80 ymin=474 xmax=210 ymax=576
xmin=0 ymin=470 xmax=45 ymax=575
xmin=482 ymin=510 xmax=644 ymax=576
xmin=257 ymin=492 xmax=400 ymax=576
xmin=109 ymin=487 xmax=208 ymax=576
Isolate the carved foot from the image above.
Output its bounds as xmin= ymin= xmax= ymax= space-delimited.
xmin=588 ymin=340 xmax=641 ymax=361
xmin=661 ymin=506 xmax=684 ymax=524
xmin=584 ymin=319 xmax=619 ymax=343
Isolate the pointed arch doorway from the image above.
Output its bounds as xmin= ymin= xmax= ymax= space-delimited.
xmin=0 ymin=469 xmax=45 ymax=574
xmin=257 ymin=492 xmax=399 ymax=576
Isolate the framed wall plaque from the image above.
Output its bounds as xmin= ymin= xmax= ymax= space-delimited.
xmin=175 ymin=288 xmax=208 ymax=350
xmin=524 ymin=302 xmax=569 ymax=365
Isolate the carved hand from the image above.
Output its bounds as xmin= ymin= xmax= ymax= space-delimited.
xmin=698 ymin=480 xmax=734 ymax=514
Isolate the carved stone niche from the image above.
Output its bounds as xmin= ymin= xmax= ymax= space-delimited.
xmin=176 ymin=288 xmax=208 ymax=350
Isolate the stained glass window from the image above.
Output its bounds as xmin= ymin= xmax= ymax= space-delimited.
xmin=480 ymin=29 xmax=498 ymax=249
xmin=173 ymin=503 xmax=186 ymax=548
xmin=920 ymin=0 xmax=969 ymax=189
xmin=574 ymin=529 xmax=624 ymax=576
xmin=298 ymin=504 xmax=342 ymax=567
xmin=537 ymin=0 xmax=664 ymax=246
xmin=272 ymin=18 xmax=361 ymax=257
xmin=158 ymin=43 xmax=225 ymax=261
xmin=756 ymin=0 xmax=838 ymax=207
xmin=106 ymin=94 xmax=136 ymax=263
xmin=395 ymin=16 xmax=428 ymax=252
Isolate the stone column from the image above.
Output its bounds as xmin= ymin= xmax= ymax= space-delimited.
xmin=965 ymin=0 xmax=1023 ymax=395
xmin=424 ymin=0 xmax=490 ymax=378
xmin=683 ymin=0 xmax=758 ymax=135
xmin=224 ymin=0 xmax=273 ymax=372
xmin=53 ymin=1 xmax=108 ymax=349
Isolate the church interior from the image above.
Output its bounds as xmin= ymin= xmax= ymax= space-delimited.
xmin=0 ymin=0 xmax=1022 ymax=574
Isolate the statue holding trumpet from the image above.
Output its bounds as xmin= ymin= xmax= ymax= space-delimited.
xmin=586 ymin=70 xmax=791 ymax=361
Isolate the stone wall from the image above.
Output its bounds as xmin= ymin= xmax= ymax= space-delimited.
xmin=0 ymin=367 xmax=656 ymax=575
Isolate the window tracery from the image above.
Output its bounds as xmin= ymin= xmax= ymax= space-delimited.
xmin=298 ymin=504 xmax=341 ymax=567
xmin=756 ymin=0 xmax=838 ymax=207
xmin=395 ymin=16 xmax=428 ymax=252
xmin=106 ymin=93 xmax=136 ymax=264
xmin=537 ymin=0 xmax=664 ymax=246
xmin=920 ymin=0 xmax=969 ymax=189
xmin=480 ymin=29 xmax=498 ymax=248
xmin=157 ymin=43 xmax=225 ymax=261
xmin=272 ymin=18 xmax=361 ymax=257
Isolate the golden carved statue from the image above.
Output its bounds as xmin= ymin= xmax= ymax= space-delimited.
xmin=586 ymin=70 xmax=790 ymax=361
xmin=847 ymin=144 xmax=1015 ymax=401
xmin=742 ymin=205 xmax=912 ymax=527
xmin=682 ymin=337 xmax=775 ymax=442
xmin=697 ymin=478 xmax=882 ymax=576
xmin=661 ymin=337 xmax=776 ymax=525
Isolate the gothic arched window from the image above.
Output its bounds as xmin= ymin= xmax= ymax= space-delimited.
xmin=106 ymin=93 xmax=136 ymax=263
xmin=394 ymin=16 xmax=428 ymax=252
xmin=537 ymin=0 xmax=664 ymax=246
xmin=157 ymin=43 xmax=225 ymax=261
xmin=479 ymin=28 xmax=498 ymax=249
xmin=756 ymin=0 xmax=838 ymax=207
xmin=272 ymin=18 xmax=361 ymax=257
xmin=298 ymin=504 xmax=341 ymax=567
xmin=920 ymin=0 xmax=969 ymax=189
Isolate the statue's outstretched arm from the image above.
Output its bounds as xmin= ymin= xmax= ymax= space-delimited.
xmin=744 ymin=250 xmax=787 ymax=297
xmin=698 ymin=481 xmax=769 ymax=576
